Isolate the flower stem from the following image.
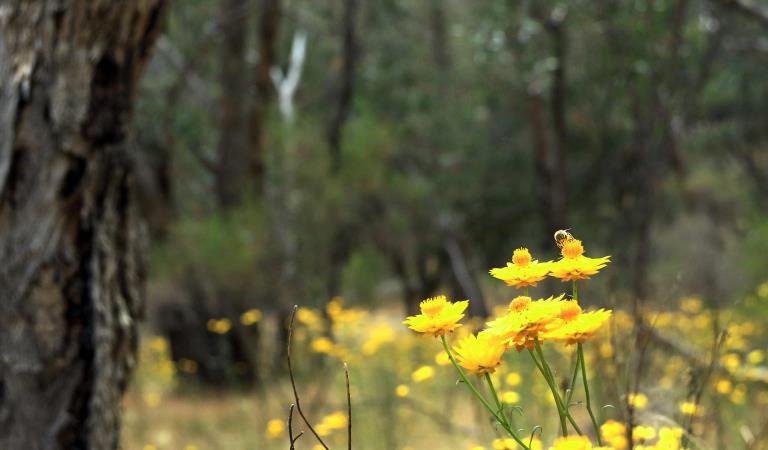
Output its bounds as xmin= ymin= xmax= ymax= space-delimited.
xmin=532 ymin=340 xmax=584 ymax=436
xmin=528 ymin=346 xmax=568 ymax=437
xmin=577 ymin=343 xmax=603 ymax=445
xmin=565 ymin=351 xmax=581 ymax=407
xmin=572 ymin=280 xmax=578 ymax=301
xmin=440 ymin=336 xmax=529 ymax=450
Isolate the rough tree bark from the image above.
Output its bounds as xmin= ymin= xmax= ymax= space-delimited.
xmin=0 ymin=1 xmax=166 ymax=449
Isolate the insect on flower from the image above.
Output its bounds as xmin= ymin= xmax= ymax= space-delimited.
xmin=553 ymin=229 xmax=574 ymax=248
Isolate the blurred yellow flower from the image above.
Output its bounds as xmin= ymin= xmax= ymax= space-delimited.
xmin=411 ymin=365 xmax=435 ymax=383
xmin=747 ymin=349 xmax=765 ymax=364
xmin=240 ymin=309 xmax=262 ymax=326
xmin=501 ymin=391 xmax=520 ymax=404
xmin=453 ymin=333 xmax=505 ymax=375
xmin=505 ymin=372 xmax=522 ymax=386
xmin=266 ymin=418 xmax=285 ymax=439
xmin=311 ymin=337 xmax=335 ymax=354
xmin=549 ymin=435 xmax=593 ymax=450
xmin=549 ymin=239 xmax=610 ymax=281
xmin=679 ymin=401 xmax=698 ymax=415
xmin=207 ymin=318 xmax=232 ymax=334
xmin=627 ymin=392 xmax=648 ymax=410
xmin=362 ymin=324 xmax=395 ymax=355
xmin=601 ymin=420 xmax=627 ymax=450
xmin=716 ymin=378 xmax=732 ymax=394
xmin=435 ymin=351 xmax=451 ymax=366
xmin=633 ymin=425 xmax=656 ymax=442
xmin=403 ymin=296 xmax=468 ymax=337
xmin=680 ymin=296 xmax=703 ymax=314
xmin=489 ymin=247 xmax=552 ymax=289
xmin=316 ymin=411 xmax=348 ymax=436
xmin=395 ymin=384 xmax=410 ymax=397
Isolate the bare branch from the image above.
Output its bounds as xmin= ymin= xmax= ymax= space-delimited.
xmin=345 ymin=362 xmax=352 ymax=450
xmin=288 ymin=404 xmax=303 ymax=450
xmin=287 ymin=305 xmax=330 ymax=449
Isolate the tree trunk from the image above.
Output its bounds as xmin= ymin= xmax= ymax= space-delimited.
xmin=216 ymin=0 xmax=250 ymax=207
xmin=249 ymin=0 xmax=281 ymax=192
xmin=0 ymin=1 xmax=166 ymax=449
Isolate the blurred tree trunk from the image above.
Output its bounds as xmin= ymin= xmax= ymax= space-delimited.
xmin=0 ymin=1 xmax=166 ymax=449
xmin=325 ymin=0 xmax=360 ymax=301
xmin=249 ymin=0 xmax=281 ymax=191
xmin=216 ymin=0 xmax=250 ymax=207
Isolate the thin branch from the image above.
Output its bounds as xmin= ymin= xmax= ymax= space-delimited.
xmin=287 ymin=404 xmax=303 ymax=450
xmin=287 ymin=305 xmax=330 ymax=449
xmin=344 ymin=362 xmax=352 ymax=450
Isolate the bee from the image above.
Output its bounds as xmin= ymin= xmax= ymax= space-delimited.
xmin=554 ymin=229 xmax=574 ymax=248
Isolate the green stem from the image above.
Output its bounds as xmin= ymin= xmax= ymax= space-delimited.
xmin=524 ymin=287 xmax=529 ymax=297
xmin=578 ymin=343 xmax=602 ymax=445
xmin=565 ymin=351 xmax=581 ymax=407
xmin=528 ymin=346 xmax=568 ymax=436
xmin=440 ymin=336 xmax=529 ymax=450
xmin=533 ymin=341 xmax=584 ymax=436
xmin=572 ymin=280 xmax=578 ymax=301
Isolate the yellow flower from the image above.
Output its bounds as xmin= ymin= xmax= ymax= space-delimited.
xmin=501 ymin=391 xmax=520 ymax=404
xmin=490 ymin=248 xmax=552 ymax=289
xmin=485 ymin=295 xmax=565 ymax=350
xmin=266 ymin=418 xmax=285 ymax=439
xmin=549 ymin=435 xmax=593 ymax=450
xmin=395 ymin=384 xmax=410 ymax=397
xmin=435 ymin=351 xmax=451 ymax=366
xmin=404 ymin=296 xmax=468 ymax=337
xmin=505 ymin=372 xmax=522 ymax=386
xmin=240 ymin=308 xmax=262 ymax=326
xmin=411 ymin=365 xmax=435 ymax=383
xmin=600 ymin=420 xmax=627 ymax=450
xmin=627 ymin=392 xmax=648 ymax=410
xmin=632 ymin=425 xmax=656 ymax=442
xmin=549 ymin=239 xmax=610 ymax=281
xmin=715 ymin=378 xmax=732 ymax=394
xmin=315 ymin=411 xmax=347 ymax=436
xmin=679 ymin=401 xmax=698 ymax=415
xmin=311 ymin=337 xmax=335 ymax=354
xmin=453 ymin=333 xmax=505 ymax=375
xmin=542 ymin=309 xmax=612 ymax=345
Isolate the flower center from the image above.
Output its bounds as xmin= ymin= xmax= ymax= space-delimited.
xmin=420 ymin=296 xmax=447 ymax=315
xmin=560 ymin=301 xmax=582 ymax=321
xmin=511 ymin=248 xmax=532 ymax=267
xmin=509 ymin=296 xmax=532 ymax=312
xmin=561 ymin=239 xmax=584 ymax=259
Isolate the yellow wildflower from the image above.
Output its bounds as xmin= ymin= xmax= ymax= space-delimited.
xmin=627 ymin=392 xmax=648 ymax=410
xmin=679 ymin=401 xmax=698 ymax=415
xmin=632 ymin=425 xmax=656 ymax=442
xmin=505 ymin=372 xmax=522 ymax=386
xmin=489 ymin=248 xmax=552 ymax=289
xmin=485 ymin=295 xmax=565 ymax=350
xmin=435 ymin=351 xmax=451 ymax=366
xmin=403 ymin=296 xmax=468 ymax=337
xmin=453 ymin=333 xmax=505 ymax=375
xmin=542 ymin=309 xmax=612 ymax=345
xmin=411 ymin=365 xmax=435 ymax=383
xmin=266 ymin=419 xmax=285 ymax=439
xmin=315 ymin=411 xmax=347 ymax=436
xmin=395 ymin=384 xmax=409 ymax=397
xmin=501 ymin=391 xmax=520 ymax=404
xmin=601 ymin=420 xmax=627 ymax=450
xmin=549 ymin=239 xmax=610 ymax=282
xmin=549 ymin=435 xmax=593 ymax=450
xmin=311 ymin=337 xmax=335 ymax=354
xmin=240 ymin=309 xmax=262 ymax=326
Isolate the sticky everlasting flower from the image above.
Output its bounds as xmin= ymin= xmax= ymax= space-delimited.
xmin=485 ymin=295 xmax=565 ymax=350
xmin=542 ymin=309 xmax=613 ymax=344
xmin=549 ymin=239 xmax=610 ymax=281
xmin=452 ymin=332 xmax=506 ymax=375
xmin=490 ymin=247 xmax=553 ymax=288
xmin=403 ymin=296 xmax=468 ymax=337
